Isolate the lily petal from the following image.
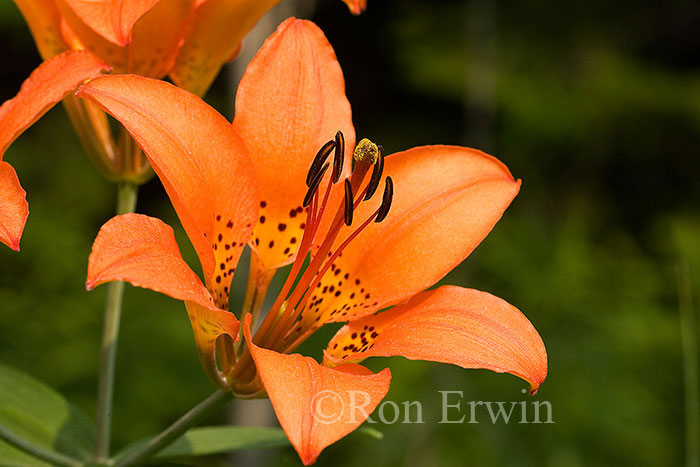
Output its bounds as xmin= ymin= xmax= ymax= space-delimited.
xmin=13 ymin=0 xmax=68 ymax=58
xmin=86 ymin=213 xmax=215 ymax=309
xmin=0 ymin=162 xmax=29 ymax=251
xmin=127 ymin=0 xmax=195 ymax=78
xmin=76 ymin=75 xmax=258 ymax=302
xmin=0 ymin=50 xmax=110 ymax=157
xmin=186 ymin=301 xmax=240 ymax=388
xmin=58 ymin=0 xmax=159 ymax=46
xmin=233 ymin=18 xmax=355 ymax=271
xmin=303 ymin=145 xmax=520 ymax=325
xmin=324 ymin=286 xmax=547 ymax=394
xmin=57 ymin=0 xmax=193 ymax=77
xmin=341 ymin=0 xmax=366 ymax=14
xmin=244 ymin=315 xmax=391 ymax=465
xmin=169 ymin=0 xmax=282 ymax=96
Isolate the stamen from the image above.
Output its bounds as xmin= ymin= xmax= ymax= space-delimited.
xmin=306 ymin=140 xmax=335 ymax=186
xmin=332 ymin=130 xmax=345 ymax=183
xmin=303 ymin=162 xmax=330 ymax=207
xmin=344 ymin=179 xmax=354 ymax=226
xmin=364 ymin=144 xmax=385 ymax=201
xmin=282 ymin=193 xmax=395 ymax=346
xmin=353 ymin=138 xmax=380 ymax=164
xmin=375 ymin=176 xmax=394 ymax=223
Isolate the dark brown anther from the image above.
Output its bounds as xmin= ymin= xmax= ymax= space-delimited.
xmin=332 ymin=131 xmax=345 ymax=183
xmin=344 ymin=179 xmax=354 ymax=226
xmin=364 ymin=144 xmax=385 ymax=200
xmin=303 ymin=162 xmax=330 ymax=207
xmin=306 ymin=140 xmax=335 ymax=186
xmin=375 ymin=176 xmax=393 ymax=223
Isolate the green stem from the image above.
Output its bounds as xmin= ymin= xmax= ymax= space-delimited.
xmin=95 ymin=182 xmax=138 ymax=461
xmin=0 ymin=425 xmax=81 ymax=467
xmin=677 ymin=260 xmax=699 ymax=467
xmin=113 ymin=390 xmax=232 ymax=467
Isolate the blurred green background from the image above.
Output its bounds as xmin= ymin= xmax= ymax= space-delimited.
xmin=1 ymin=0 xmax=699 ymax=466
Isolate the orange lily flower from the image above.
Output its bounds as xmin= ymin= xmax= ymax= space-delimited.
xmin=0 ymin=50 xmax=110 ymax=250
xmin=78 ymin=18 xmax=547 ymax=465
xmin=15 ymin=0 xmax=365 ymax=95
xmin=12 ymin=0 xmax=365 ymax=183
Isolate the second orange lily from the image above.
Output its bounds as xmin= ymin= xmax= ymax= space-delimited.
xmin=78 ymin=18 xmax=547 ymax=465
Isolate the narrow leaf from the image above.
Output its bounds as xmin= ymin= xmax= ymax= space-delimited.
xmin=0 ymin=362 xmax=95 ymax=461
xmin=114 ymin=426 xmax=290 ymax=461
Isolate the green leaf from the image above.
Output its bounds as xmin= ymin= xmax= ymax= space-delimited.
xmin=115 ymin=426 xmax=289 ymax=462
xmin=0 ymin=362 xmax=95 ymax=462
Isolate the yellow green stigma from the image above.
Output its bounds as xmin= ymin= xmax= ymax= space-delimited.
xmin=353 ymin=138 xmax=380 ymax=164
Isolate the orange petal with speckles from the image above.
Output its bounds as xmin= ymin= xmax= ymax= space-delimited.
xmin=243 ymin=315 xmax=391 ymax=465
xmin=86 ymin=213 xmax=240 ymax=389
xmin=302 ymin=145 xmax=520 ymax=326
xmin=57 ymin=0 xmax=193 ymax=77
xmin=58 ymin=0 xmax=159 ymax=46
xmin=324 ymin=286 xmax=548 ymax=394
xmin=86 ymin=213 xmax=215 ymax=308
xmin=233 ymin=18 xmax=355 ymax=271
xmin=186 ymin=301 xmax=240 ymax=389
xmin=0 ymin=50 xmax=109 ymax=157
xmin=127 ymin=0 xmax=194 ymax=77
xmin=341 ymin=0 xmax=366 ymax=14
xmin=0 ymin=162 xmax=28 ymax=251
xmin=76 ymin=75 xmax=258 ymax=298
xmin=170 ymin=0 xmax=282 ymax=96
xmin=14 ymin=0 xmax=68 ymax=59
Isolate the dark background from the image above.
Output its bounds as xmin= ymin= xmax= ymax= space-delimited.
xmin=1 ymin=0 xmax=699 ymax=465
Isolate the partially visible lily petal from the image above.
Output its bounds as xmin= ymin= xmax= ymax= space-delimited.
xmin=77 ymin=75 xmax=258 ymax=304
xmin=86 ymin=213 xmax=215 ymax=310
xmin=342 ymin=0 xmax=366 ymax=14
xmin=244 ymin=316 xmax=390 ymax=465
xmin=324 ymin=286 xmax=547 ymax=394
xmin=14 ymin=0 xmax=68 ymax=59
xmin=169 ymin=0 xmax=282 ymax=96
xmin=303 ymin=146 xmax=520 ymax=326
xmin=0 ymin=50 xmax=110 ymax=157
xmin=186 ymin=301 xmax=240 ymax=389
xmin=0 ymin=162 xmax=28 ymax=251
xmin=58 ymin=0 xmax=159 ymax=46
xmin=233 ymin=18 xmax=354 ymax=271
xmin=128 ymin=0 xmax=195 ymax=77
xmin=57 ymin=0 xmax=193 ymax=76
xmin=57 ymin=7 xmax=128 ymax=71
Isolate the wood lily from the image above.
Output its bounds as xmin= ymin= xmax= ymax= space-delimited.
xmin=78 ymin=18 xmax=547 ymax=465
xmin=12 ymin=0 xmax=365 ymax=182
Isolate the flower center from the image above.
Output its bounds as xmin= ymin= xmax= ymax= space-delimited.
xmin=253 ymin=131 xmax=394 ymax=352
